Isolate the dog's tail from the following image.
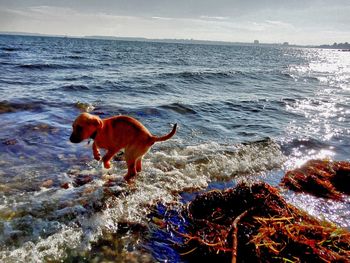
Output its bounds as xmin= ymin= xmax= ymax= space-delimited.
xmin=152 ymin=123 xmax=177 ymax=143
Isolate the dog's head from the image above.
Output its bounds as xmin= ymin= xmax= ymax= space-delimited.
xmin=70 ymin=113 xmax=103 ymax=143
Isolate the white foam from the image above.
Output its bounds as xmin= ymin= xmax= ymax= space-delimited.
xmin=0 ymin=227 xmax=83 ymax=263
xmin=0 ymin=139 xmax=285 ymax=262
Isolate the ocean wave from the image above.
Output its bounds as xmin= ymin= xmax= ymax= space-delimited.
xmin=18 ymin=64 xmax=67 ymax=70
xmin=196 ymin=99 xmax=286 ymax=115
xmin=156 ymin=69 xmax=296 ymax=85
xmin=158 ymin=70 xmax=242 ymax=81
xmin=0 ymin=99 xmax=77 ymax=115
xmin=17 ymin=63 xmax=90 ymax=71
xmin=285 ymin=72 xmax=320 ymax=83
xmin=60 ymin=84 xmax=90 ymax=92
xmin=1 ymin=47 xmax=24 ymax=52
xmin=66 ymin=55 xmax=85 ymax=60
xmin=0 ymin=79 xmax=34 ymax=85
xmin=59 ymin=75 xmax=94 ymax=81
xmin=160 ymin=102 xmax=197 ymax=115
xmin=0 ymin=53 xmax=12 ymax=59
xmin=52 ymin=55 xmax=86 ymax=60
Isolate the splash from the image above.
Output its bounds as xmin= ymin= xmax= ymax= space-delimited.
xmin=0 ymin=139 xmax=285 ymax=262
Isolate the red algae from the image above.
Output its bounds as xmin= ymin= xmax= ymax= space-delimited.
xmin=171 ymin=182 xmax=350 ymax=262
xmin=281 ymin=159 xmax=350 ymax=200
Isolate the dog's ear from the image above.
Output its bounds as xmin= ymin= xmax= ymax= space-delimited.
xmin=88 ymin=116 xmax=103 ymax=129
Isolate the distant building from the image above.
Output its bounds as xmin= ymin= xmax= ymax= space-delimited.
xmin=254 ymin=40 xmax=259 ymax=44
xmin=283 ymin=42 xmax=289 ymax=46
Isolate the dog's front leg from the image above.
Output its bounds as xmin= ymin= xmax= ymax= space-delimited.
xmin=92 ymin=142 xmax=101 ymax=161
xmin=102 ymin=149 xmax=120 ymax=169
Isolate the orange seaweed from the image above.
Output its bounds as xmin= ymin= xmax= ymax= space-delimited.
xmin=172 ymin=182 xmax=350 ymax=262
xmin=281 ymin=159 xmax=350 ymax=200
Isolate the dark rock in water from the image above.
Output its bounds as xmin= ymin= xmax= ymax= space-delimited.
xmin=0 ymin=101 xmax=16 ymax=113
xmin=74 ymin=101 xmax=94 ymax=112
xmin=164 ymin=182 xmax=350 ymax=262
xmin=72 ymin=174 xmax=93 ymax=187
xmin=281 ymin=159 xmax=350 ymax=200
xmin=2 ymin=138 xmax=18 ymax=145
xmin=0 ymin=100 xmax=42 ymax=113
xmin=41 ymin=179 xmax=54 ymax=188
xmin=60 ymin=182 xmax=70 ymax=189
xmin=65 ymin=223 xmax=153 ymax=262
xmin=28 ymin=123 xmax=59 ymax=134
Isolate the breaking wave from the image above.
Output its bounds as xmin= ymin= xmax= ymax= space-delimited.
xmin=0 ymin=139 xmax=284 ymax=262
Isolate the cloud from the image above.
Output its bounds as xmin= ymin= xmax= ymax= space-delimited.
xmin=0 ymin=1 xmax=349 ymax=45
xmin=151 ymin=16 xmax=173 ymax=21
xmin=29 ymin=5 xmax=77 ymax=16
xmin=199 ymin=16 xmax=230 ymax=21
xmin=265 ymin=20 xmax=294 ymax=28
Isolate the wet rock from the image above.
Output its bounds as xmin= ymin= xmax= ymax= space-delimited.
xmin=0 ymin=183 xmax=12 ymax=193
xmin=0 ymin=100 xmax=42 ymax=113
xmin=60 ymin=182 xmax=70 ymax=189
xmin=41 ymin=179 xmax=54 ymax=188
xmin=72 ymin=175 xmax=93 ymax=187
xmin=74 ymin=101 xmax=94 ymax=112
xmin=29 ymin=123 xmax=59 ymax=134
xmin=65 ymin=224 xmax=153 ymax=263
xmin=0 ymin=101 xmax=16 ymax=113
xmin=2 ymin=138 xmax=18 ymax=145
xmin=0 ymin=208 xmax=17 ymax=220
xmin=103 ymin=185 xmax=125 ymax=198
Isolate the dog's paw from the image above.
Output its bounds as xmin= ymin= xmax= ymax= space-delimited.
xmin=103 ymin=161 xmax=111 ymax=169
xmin=124 ymin=175 xmax=132 ymax=183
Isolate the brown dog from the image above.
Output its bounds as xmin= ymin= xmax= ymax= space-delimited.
xmin=70 ymin=112 xmax=177 ymax=181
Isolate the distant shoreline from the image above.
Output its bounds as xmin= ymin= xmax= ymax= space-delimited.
xmin=0 ymin=31 xmax=306 ymax=48
xmin=0 ymin=31 xmax=348 ymax=49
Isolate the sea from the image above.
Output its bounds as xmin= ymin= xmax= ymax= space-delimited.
xmin=0 ymin=34 xmax=349 ymax=262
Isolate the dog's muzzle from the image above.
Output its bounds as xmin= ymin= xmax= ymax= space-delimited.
xmin=70 ymin=134 xmax=83 ymax=143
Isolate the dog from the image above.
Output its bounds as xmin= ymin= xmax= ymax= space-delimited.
xmin=70 ymin=112 xmax=177 ymax=181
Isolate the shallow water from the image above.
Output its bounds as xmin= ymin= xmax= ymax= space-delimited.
xmin=0 ymin=35 xmax=349 ymax=262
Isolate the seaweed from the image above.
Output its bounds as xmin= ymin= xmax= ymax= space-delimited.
xmin=166 ymin=182 xmax=350 ymax=262
xmin=281 ymin=160 xmax=350 ymax=200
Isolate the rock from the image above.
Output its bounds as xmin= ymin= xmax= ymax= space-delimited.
xmin=61 ymin=182 xmax=70 ymax=189
xmin=2 ymin=139 xmax=18 ymax=145
xmin=41 ymin=179 xmax=54 ymax=188
xmin=73 ymin=175 xmax=93 ymax=187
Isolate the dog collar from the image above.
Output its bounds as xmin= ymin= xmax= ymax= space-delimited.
xmin=90 ymin=131 xmax=97 ymax=140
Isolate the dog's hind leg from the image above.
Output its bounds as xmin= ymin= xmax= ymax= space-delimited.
xmin=124 ymin=146 xmax=150 ymax=181
xmin=124 ymin=159 xmax=137 ymax=181
xmin=124 ymin=148 xmax=143 ymax=181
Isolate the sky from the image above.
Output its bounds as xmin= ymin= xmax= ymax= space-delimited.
xmin=0 ymin=0 xmax=349 ymax=45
